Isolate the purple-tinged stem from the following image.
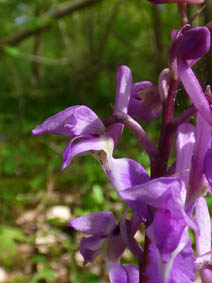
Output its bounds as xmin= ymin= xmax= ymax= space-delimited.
xmin=172 ymin=104 xmax=196 ymax=128
xmin=139 ymin=230 xmax=151 ymax=283
xmin=151 ymin=77 xmax=179 ymax=178
xmin=103 ymin=111 xmax=158 ymax=160
xmin=178 ymin=3 xmax=189 ymax=26
xmin=207 ymin=20 xmax=212 ymax=32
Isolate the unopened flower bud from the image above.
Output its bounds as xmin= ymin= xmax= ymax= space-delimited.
xmin=178 ymin=27 xmax=210 ymax=60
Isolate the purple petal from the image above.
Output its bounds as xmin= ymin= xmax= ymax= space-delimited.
xmin=204 ymin=148 xmax=212 ymax=191
xmin=114 ymin=65 xmax=132 ymax=115
xmin=195 ymin=251 xmax=212 ymax=272
xmin=107 ymin=262 xmax=139 ymax=283
xmin=178 ymin=59 xmax=212 ymax=126
xmin=195 ymin=197 xmax=211 ymax=255
xmin=128 ymin=81 xmax=162 ymax=121
xmin=195 ymin=197 xmax=212 ymax=282
xmin=169 ymin=236 xmax=195 ymax=283
xmin=106 ymin=234 xmax=126 ymax=263
xmin=175 ymin=123 xmax=195 ymax=202
xmin=176 ymin=123 xmax=195 ymax=177
xmin=107 ymin=262 xmax=128 ymax=283
xmin=119 ymin=177 xmax=181 ymax=217
xmin=186 ymin=114 xmax=211 ymax=207
xmin=62 ymin=136 xmax=112 ymax=170
xmin=101 ymin=157 xmax=149 ymax=192
xmin=120 ymin=211 xmax=143 ymax=263
xmin=143 ymin=243 xmax=160 ymax=282
xmin=131 ymin=81 xmax=153 ymax=100
xmin=119 ymin=177 xmax=196 ymax=229
xmin=146 ymin=209 xmax=187 ymax=262
xmin=68 ymin=211 xmax=116 ymax=235
xmin=80 ymin=235 xmax=106 ymax=265
xmin=32 ymin=105 xmax=105 ymax=136
xmin=179 ymin=27 xmax=210 ymax=61
xmin=130 ymin=213 xmax=141 ymax=235
xmin=145 ymin=233 xmax=195 ymax=283
xmin=109 ymin=65 xmax=132 ymax=148
xmin=122 ymin=264 xmax=139 ymax=283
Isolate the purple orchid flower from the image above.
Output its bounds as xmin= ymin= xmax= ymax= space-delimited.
xmin=32 ymin=66 xmax=149 ymax=193
xmin=177 ymin=27 xmax=212 ymax=126
xmin=68 ymin=211 xmax=139 ymax=283
xmin=128 ymin=81 xmax=162 ymax=121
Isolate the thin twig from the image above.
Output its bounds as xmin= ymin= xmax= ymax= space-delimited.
xmin=0 ymin=0 xmax=103 ymax=47
xmin=172 ymin=105 xmax=196 ymax=128
xmin=178 ymin=3 xmax=189 ymax=26
xmin=189 ymin=5 xmax=206 ymax=24
xmin=12 ymin=53 xmax=72 ymax=65
xmin=51 ymin=0 xmax=72 ymax=54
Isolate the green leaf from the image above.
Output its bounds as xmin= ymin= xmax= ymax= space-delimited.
xmin=31 ymin=267 xmax=55 ymax=283
xmin=4 ymin=45 xmax=20 ymax=57
xmin=0 ymin=226 xmax=25 ymax=265
xmin=92 ymin=184 xmax=104 ymax=204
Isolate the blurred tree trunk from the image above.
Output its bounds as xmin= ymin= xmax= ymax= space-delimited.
xmin=0 ymin=0 xmax=103 ymax=48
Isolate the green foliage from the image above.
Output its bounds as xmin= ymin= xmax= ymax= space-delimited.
xmin=0 ymin=226 xmax=26 ymax=266
xmin=4 ymin=46 xmax=20 ymax=57
xmin=31 ymin=267 xmax=56 ymax=283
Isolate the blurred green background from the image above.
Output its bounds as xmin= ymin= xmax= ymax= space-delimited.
xmin=0 ymin=0 xmax=211 ymax=282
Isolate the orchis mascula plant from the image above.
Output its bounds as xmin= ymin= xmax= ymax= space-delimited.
xmin=32 ymin=1 xmax=212 ymax=282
